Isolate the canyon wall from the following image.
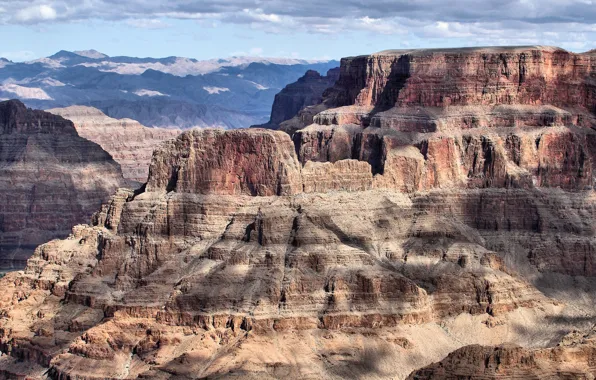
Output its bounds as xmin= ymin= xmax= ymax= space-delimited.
xmin=0 ymin=100 xmax=128 ymax=272
xmin=1 ymin=46 xmax=595 ymax=379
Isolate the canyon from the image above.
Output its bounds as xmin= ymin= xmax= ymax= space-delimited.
xmin=0 ymin=45 xmax=595 ymax=379
xmin=0 ymin=100 xmax=128 ymax=273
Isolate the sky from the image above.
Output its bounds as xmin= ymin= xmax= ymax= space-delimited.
xmin=1 ymin=0 xmax=595 ymax=62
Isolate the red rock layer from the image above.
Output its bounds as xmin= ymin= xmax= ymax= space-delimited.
xmin=330 ymin=46 xmax=596 ymax=110
xmin=146 ymin=129 xmax=302 ymax=196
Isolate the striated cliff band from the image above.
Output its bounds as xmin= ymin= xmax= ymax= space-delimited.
xmin=48 ymin=106 xmax=181 ymax=183
xmin=1 ymin=46 xmax=596 ymax=379
xmin=0 ymin=100 xmax=128 ymax=273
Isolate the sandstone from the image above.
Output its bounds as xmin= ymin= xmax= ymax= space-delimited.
xmin=302 ymin=159 xmax=373 ymax=193
xmin=0 ymin=127 xmax=585 ymax=379
xmin=146 ymin=128 xmax=302 ymax=196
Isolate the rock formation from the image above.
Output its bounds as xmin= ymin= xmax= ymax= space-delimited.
xmin=251 ymin=68 xmax=340 ymax=132
xmin=0 ymin=100 xmax=128 ymax=272
xmin=1 ymin=46 xmax=596 ymax=379
xmin=48 ymin=106 xmax=180 ymax=183
xmin=408 ymin=328 xmax=596 ymax=379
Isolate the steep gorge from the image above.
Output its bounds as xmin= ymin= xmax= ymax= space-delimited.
xmin=1 ymin=46 xmax=596 ymax=379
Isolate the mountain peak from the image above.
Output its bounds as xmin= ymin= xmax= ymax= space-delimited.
xmin=73 ymin=49 xmax=108 ymax=59
xmin=48 ymin=49 xmax=108 ymax=60
xmin=48 ymin=50 xmax=80 ymax=59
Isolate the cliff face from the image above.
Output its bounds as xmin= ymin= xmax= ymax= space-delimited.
xmin=146 ymin=129 xmax=302 ymax=196
xmin=291 ymin=46 xmax=596 ymax=194
xmin=0 ymin=100 xmax=127 ymax=271
xmin=329 ymin=46 xmax=596 ymax=109
xmin=48 ymin=106 xmax=180 ymax=183
xmin=252 ymin=68 xmax=340 ymax=132
xmin=1 ymin=47 xmax=596 ymax=379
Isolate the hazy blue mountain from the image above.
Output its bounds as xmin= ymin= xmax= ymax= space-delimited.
xmin=0 ymin=50 xmax=338 ymax=129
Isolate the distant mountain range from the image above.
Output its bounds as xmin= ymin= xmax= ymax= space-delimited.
xmin=0 ymin=50 xmax=338 ymax=129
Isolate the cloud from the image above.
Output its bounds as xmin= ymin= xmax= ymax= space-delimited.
xmin=14 ymin=4 xmax=57 ymax=23
xmin=0 ymin=0 xmax=595 ymax=50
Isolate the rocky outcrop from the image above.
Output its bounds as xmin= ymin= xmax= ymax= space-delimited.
xmin=0 ymin=100 xmax=128 ymax=271
xmin=252 ymin=68 xmax=340 ymax=132
xmin=146 ymin=129 xmax=302 ymax=195
xmin=48 ymin=106 xmax=180 ymax=183
xmin=1 ymin=47 xmax=596 ymax=379
xmin=408 ymin=328 xmax=596 ymax=379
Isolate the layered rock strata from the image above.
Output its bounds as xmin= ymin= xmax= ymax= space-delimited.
xmin=1 ymin=46 xmax=596 ymax=379
xmin=290 ymin=46 xmax=596 ymax=194
xmin=408 ymin=328 xmax=596 ymax=379
xmin=48 ymin=106 xmax=180 ymax=183
xmin=0 ymin=128 xmax=592 ymax=378
xmin=0 ymin=100 xmax=128 ymax=272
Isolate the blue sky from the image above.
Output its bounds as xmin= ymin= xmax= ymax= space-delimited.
xmin=1 ymin=1 xmax=595 ymax=61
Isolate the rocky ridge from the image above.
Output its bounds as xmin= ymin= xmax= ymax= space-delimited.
xmin=48 ymin=106 xmax=180 ymax=183
xmin=0 ymin=100 xmax=128 ymax=273
xmin=0 ymin=50 xmax=339 ymax=130
xmin=251 ymin=68 xmax=340 ymax=131
xmin=0 ymin=46 xmax=595 ymax=379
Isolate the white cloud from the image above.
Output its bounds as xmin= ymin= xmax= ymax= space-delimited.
xmin=240 ymin=8 xmax=281 ymax=24
xmin=0 ymin=0 xmax=594 ymax=52
xmin=230 ymin=47 xmax=265 ymax=56
xmin=250 ymin=47 xmax=263 ymax=55
xmin=14 ymin=4 xmax=57 ymax=23
xmin=355 ymin=16 xmax=406 ymax=35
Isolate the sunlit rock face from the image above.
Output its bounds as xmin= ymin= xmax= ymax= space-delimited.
xmin=1 ymin=47 xmax=596 ymax=379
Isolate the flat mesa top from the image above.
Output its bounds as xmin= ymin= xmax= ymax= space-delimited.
xmin=368 ymin=45 xmax=566 ymax=57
